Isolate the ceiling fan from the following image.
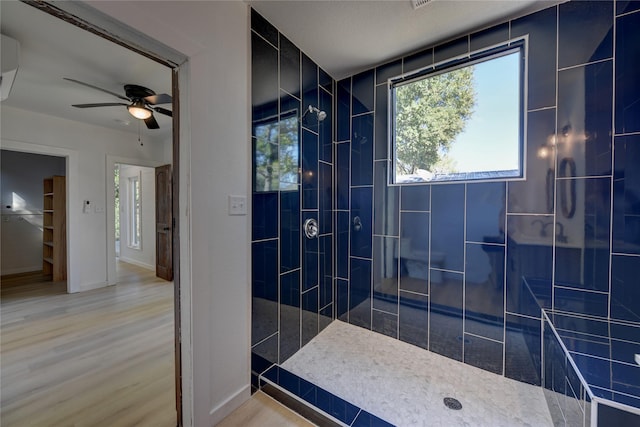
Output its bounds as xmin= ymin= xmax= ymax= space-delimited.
xmin=63 ymin=77 xmax=172 ymax=129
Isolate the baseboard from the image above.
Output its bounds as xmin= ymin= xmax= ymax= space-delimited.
xmin=0 ymin=265 xmax=42 ymax=276
xmin=208 ymin=384 xmax=251 ymax=425
xmin=75 ymin=280 xmax=110 ymax=293
xmin=118 ymin=256 xmax=154 ymax=271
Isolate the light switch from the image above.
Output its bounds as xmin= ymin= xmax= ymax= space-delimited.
xmin=228 ymin=195 xmax=247 ymax=216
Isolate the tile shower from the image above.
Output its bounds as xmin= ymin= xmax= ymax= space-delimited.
xmin=251 ymin=2 xmax=640 ymax=426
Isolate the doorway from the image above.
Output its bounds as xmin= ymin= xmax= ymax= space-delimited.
xmin=0 ymin=150 xmax=66 ymax=278
xmin=114 ymin=163 xmax=156 ymax=270
xmin=1 ymin=1 xmax=186 ymax=424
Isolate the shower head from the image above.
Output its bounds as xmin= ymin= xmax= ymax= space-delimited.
xmin=302 ymin=105 xmax=327 ymax=122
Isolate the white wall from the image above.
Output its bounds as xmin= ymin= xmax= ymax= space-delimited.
xmin=1 ymin=150 xmax=66 ymax=275
xmin=0 ymin=106 xmax=170 ymax=291
xmin=86 ymin=1 xmax=251 ymax=425
xmin=118 ymin=164 xmax=156 ymax=270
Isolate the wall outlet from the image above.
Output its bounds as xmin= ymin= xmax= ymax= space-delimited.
xmin=83 ymin=200 xmax=93 ymax=214
xmin=228 ymin=195 xmax=247 ymax=216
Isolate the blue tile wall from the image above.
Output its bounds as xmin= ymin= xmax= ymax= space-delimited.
xmin=430 ymin=270 xmax=463 ymax=362
xmin=350 ymin=257 xmax=372 ymax=329
xmin=374 ymin=85 xmax=389 ymax=161
xmin=302 ymin=54 xmax=318 ymax=134
xmin=399 ymin=291 xmax=428 ymax=349
xmin=280 ymin=191 xmax=300 ymax=273
xmin=431 ymin=184 xmax=464 ymax=272
xmin=372 ymin=236 xmax=398 ymax=313
xmin=351 ymin=113 xmax=374 ymax=186
xmin=279 ymin=34 xmax=300 ymax=97
xmin=399 ymin=211 xmax=429 ymax=294
xmin=615 ymin=9 xmax=640 ymax=134
xmin=319 ymin=89 xmax=333 ymax=163
xmin=508 ymin=108 xmax=556 ymax=214
xmin=336 ymin=211 xmax=349 ymax=279
xmin=336 ymin=79 xmax=351 ymax=142
xmin=611 ymin=255 xmax=640 ymax=323
xmin=253 ymin=3 xmax=640 ymax=418
xmin=303 ymin=211 xmax=319 ymax=292
xmin=463 ymin=334 xmax=503 ymax=375
xmin=372 ymin=309 xmax=397 ymax=339
xmin=280 ymin=270 xmax=301 ymax=362
xmin=470 ymin=23 xmax=509 ymax=52
xmin=336 ymin=142 xmax=350 ymax=210
xmin=511 ymin=6 xmax=557 ymax=110
xmin=329 ymin=2 xmax=640 ymax=415
xmin=251 ymin=10 xmax=335 ymax=380
xmin=613 ymin=134 xmax=640 ymax=254
xmin=505 ymin=314 xmax=541 ymax=386
xmin=252 ymin=239 xmax=278 ymax=346
xmin=465 ymin=243 xmax=504 ymax=342
xmin=352 ymin=69 xmax=374 ymax=115
xmin=302 ymin=129 xmax=318 ymax=209
xmin=557 ymin=61 xmax=613 ymax=177
xmin=302 ymin=286 xmax=319 ymax=346
xmin=350 ymin=187 xmax=373 ymax=259
xmin=374 ymin=161 xmax=399 ymax=237
xmin=558 ymin=0 xmax=613 ymax=69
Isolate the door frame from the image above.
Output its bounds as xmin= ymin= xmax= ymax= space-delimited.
xmin=0 ymin=141 xmax=77 ymax=293
xmin=24 ymin=1 xmax=192 ymax=425
xmin=106 ymin=157 xmax=166 ymax=286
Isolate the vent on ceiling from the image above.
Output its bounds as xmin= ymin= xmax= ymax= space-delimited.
xmin=412 ymin=0 xmax=433 ymax=10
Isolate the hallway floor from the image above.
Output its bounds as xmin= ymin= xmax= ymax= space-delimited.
xmin=282 ymin=321 xmax=553 ymax=427
xmin=0 ymin=262 xmax=176 ymax=426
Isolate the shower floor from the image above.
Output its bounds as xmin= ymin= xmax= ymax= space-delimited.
xmin=281 ymin=321 xmax=553 ymax=427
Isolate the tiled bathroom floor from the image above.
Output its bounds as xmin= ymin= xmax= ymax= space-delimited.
xmin=281 ymin=321 xmax=553 ymax=427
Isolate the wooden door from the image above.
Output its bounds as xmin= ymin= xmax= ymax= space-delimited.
xmin=155 ymin=164 xmax=173 ymax=281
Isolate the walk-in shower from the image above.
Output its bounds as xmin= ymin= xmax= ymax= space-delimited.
xmin=251 ymin=3 xmax=640 ymax=426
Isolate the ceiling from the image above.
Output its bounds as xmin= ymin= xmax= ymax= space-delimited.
xmin=1 ymin=1 xmax=562 ymax=140
xmin=249 ymin=0 xmax=562 ymax=80
xmin=0 ymin=1 xmax=173 ymax=141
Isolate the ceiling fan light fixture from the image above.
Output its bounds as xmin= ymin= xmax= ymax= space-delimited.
xmin=127 ymin=100 xmax=152 ymax=120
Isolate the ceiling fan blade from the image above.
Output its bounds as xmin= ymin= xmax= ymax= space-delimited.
xmin=144 ymin=114 xmax=160 ymax=129
xmin=72 ymin=103 xmax=128 ymax=108
xmin=152 ymin=106 xmax=173 ymax=117
xmin=144 ymin=93 xmax=172 ymax=105
xmin=64 ymin=78 xmax=130 ymax=101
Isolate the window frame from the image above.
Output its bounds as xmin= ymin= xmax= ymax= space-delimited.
xmin=388 ymin=38 xmax=527 ymax=185
xmin=128 ymin=174 xmax=142 ymax=250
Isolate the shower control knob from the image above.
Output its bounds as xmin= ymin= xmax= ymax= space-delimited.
xmin=304 ymin=218 xmax=319 ymax=239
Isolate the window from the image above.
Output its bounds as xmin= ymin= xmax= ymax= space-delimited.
xmin=128 ymin=175 xmax=141 ymax=249
xmin=253 ymin=110 xmax=299 ymax=192
xmin=391 ymin=41 xmax=525 ymax=184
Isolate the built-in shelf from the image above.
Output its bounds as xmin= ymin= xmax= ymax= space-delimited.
xmin=42 ymin=176 xmax=66 ymax=281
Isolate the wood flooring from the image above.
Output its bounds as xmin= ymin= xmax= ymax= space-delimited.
xmin=0 ymin=262 xmax=176 ymax=427
xmin=216 ymin=391 xmax=315 ymax=427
